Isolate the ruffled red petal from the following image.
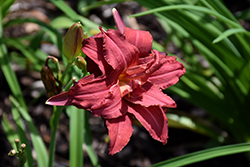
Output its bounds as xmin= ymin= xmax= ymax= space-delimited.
xmin=149 ymin=51 xmax=186 ymax=89
xmin=47 ymin=74 xmax=113 ymax=110
xmin=91 ymin=81 xmax=125 ymax=119
xmin=125 ymin=81 xmax=176 ymax=108
xmin=124 ymin=27 xmax=152 ymax=57
xmin=105 ymin=114 xmax=133 ymax=155
xmin=127 ymin=103 xmax=168 ymax=144
xmin=82 ymin=34 xmax=112 ymax=75
xmin=100 ymin=27 xmax=139 ymax=73
xmin=46 ymin=91 xmax=72 ymax=106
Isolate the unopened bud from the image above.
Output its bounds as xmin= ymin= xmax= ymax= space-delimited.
xmin=41 ymin=57 xmax=62 ymax=97
xmin=8 ymin=149 xmax=17 ymax=156
xmin=14 ymin=139 xmax=20 ymax=143
xmin=63 ymin=22 xmax=84 ymax=62
xmin=21 ymin=143 xmax=26 ymax=149
xmin=75 ymin=56 xmax=87 ymax=71
xmin=72 ymin=77 xmax=77 ymax=83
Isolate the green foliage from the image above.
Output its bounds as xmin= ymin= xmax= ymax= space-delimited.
xmin=10 ymin=96 xmax=48 ymax=167
xmin=67 ymin=106 xmax=84 ymax=167
xmin=151 ymin=142 xmax=250 ymax=167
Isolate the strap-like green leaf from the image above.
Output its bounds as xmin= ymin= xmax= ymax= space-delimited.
xmin=66 ymin=106 xmax=84 ymax=167
xmin=4 ymin=18 xmax=63 ymax=54
xmin=80 ymin=0 xmax=127 ymax=12
xmin=0 ymin=42 xmax=27 ymax=109
xmin=129 ymin=4 xmax=241 ymax=28
xmin=151 ymin=143 xmax=250 ymax=167
xmin=10 ymin=96 xmax=48 ymax=167
xmin=1 ymin=114 xmax=19 ymax=151
xmin=48 ymin=106 xmax=64 ymax=167
xmin=11 ymin=107 xmax=34 ymax=167
xmin=83 ymin=112 xmax=101 ymax=167
xmin=213 ymin=28 xmax=250 ymax=43
xmin=0 ymin=0 xmax=15 ymax=18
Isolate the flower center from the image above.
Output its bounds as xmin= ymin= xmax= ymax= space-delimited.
xmin=118 ymin=74 xmax=132 ymax=97
xmin=119 ymin=80 xmax=131 ymax=97
xmin=118 ymin=74 xmax=142 ymax=98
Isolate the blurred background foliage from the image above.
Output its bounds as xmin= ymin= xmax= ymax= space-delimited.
xmin=1 ymin=0 xmax=250 ymax=166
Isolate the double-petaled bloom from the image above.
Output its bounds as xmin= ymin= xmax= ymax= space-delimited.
xmin=46 ymin=9 xmax=185 ymax=155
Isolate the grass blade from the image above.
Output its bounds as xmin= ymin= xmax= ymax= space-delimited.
xmin=1 ymin=114 xmax=19 ymax=150
xmin=10 ymin=95 xmax=48 ymax=167
xmin=48 ymin=106 xmax=64 ymax=167
xmin=213 ymin=28 xmax=250 ymax=43
xmin=49 ymin=0 xmax=100 ymax=34
xmin=4 ymin=18 xmax=63 ymax=54
xmin=201 ymin=0 xmax=238 ymax=22
xmin=1 ymin=7 xmax=32 ymax=163
xmin=50 ymin=0 xmax=79 ymax=19
xmin=80 ymin=0 xmax=127 ymax=12
xmin=151 ymin=143 xmax=250 ymax=167
xmin=11 ymin=107 xmax=33 ymax=167
xmin=0 ymin=0 xmax=15 ymax=18
xmin=84 ymin=112 xmax=101 ymax=167
xmin=4 ymin=38 xmax=40 ymax=64
xmin=0 ymin=43 xmax=26 ymax=108
xmin=129 ymin=4 xmax=241 ymax=28
xmin=50 ymin=16 xmax=76 ymax=29
xmin=67 ymin=106 xmax=84 ymax=167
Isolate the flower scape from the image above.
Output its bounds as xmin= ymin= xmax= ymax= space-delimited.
xmin=46 ymin=9 xmax=186 ymax=155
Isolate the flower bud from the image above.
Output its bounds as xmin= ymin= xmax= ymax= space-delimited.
xmin=14 ymin=139 xmax=20 ymax=143
xmin=8 ymin=149 xmax=17 ymax=156
xmin=21 ymin=143 xmax=26 ymax=149
xmin=74 ymin=56 xmax=87 ymax=71
xmin=63 ymin=22 xmax=84 ymax=62
xmin=41 ymin=57 xmax=62 ymax=97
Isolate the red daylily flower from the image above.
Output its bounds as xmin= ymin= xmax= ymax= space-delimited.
xmin=46 ymin=9 xmax=186 ymax=155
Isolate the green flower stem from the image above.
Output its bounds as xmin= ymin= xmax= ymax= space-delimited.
xmin=46 ymin=56 xmax=62 ymax=83
xmin=14 ymin=139 xmax=20 ymax=151
xmin=48 ymin=106 xmax=64 ymax=167
xmin=63 ymin=76 xmax=77 ymax=91
xmin=60 ymin=63 xmax=72 ymax=83
xmin=51 ymin=56 xmax=62 ymax=81
xmin=68 ymin=106 xmax=84 ymax=167
xmin=18 ymin=148 xmax=26 ymax=167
